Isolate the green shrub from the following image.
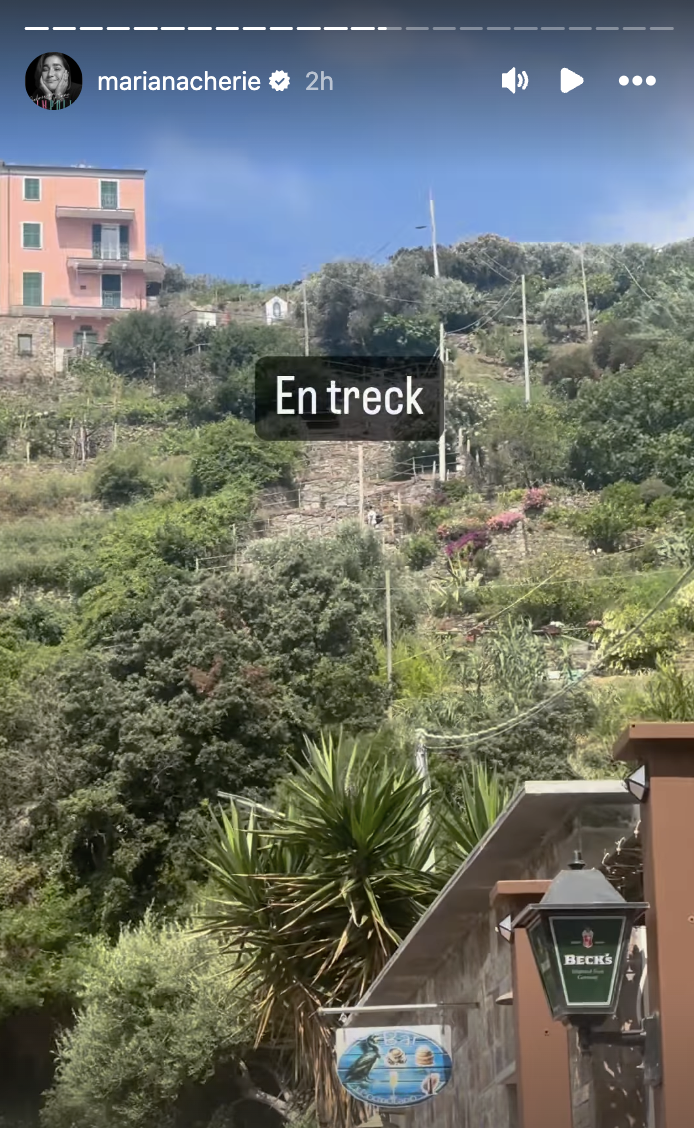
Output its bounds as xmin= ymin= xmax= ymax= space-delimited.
xmin=402 ymin=533 xmax=438 ymax=571
xmin=644 ymin=495 xmax=681 ymax=526
xmin=595 ymin=605 xmax=683 ymax=671
xmin=42 ymin=916 xmax=255 ymax=1128
xmin=638 ymin=478 xmax=672 ymax=506
xmin=473 ymin=549 xmax=501 ymax=579
xmin=429 ymin=568 xmax=482 ymax=615
xmin=571 ymin=484 xmax=645 ymax=553
xmin=543 ymin=346 xmax=597 ymax=399
xmin=189 ymin=417 xmax=299 ymax=497
xmin=0 ymin=516 xmax=108 ymax=597
xmin=628 ymin=543 xmax=661 ymax=571
xmin=440 ymin=476 xmax=471 ymax=502
xmin=0 ymin=471 xmax=91 ymax=517
xmin=92 ymin=449 xmax=155 ymax=507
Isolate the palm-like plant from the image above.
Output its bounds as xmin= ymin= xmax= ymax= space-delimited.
xmin=441 ymin=759 xmax=516 ymax=864
xmin=202 ymin=731 xmax=444 ymax=1124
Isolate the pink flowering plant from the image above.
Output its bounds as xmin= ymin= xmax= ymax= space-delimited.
xmin=437 ymin=518 xmax=484 ymax=543
xmin=523 ymin=487 xmax=550 ymax=513
xmin=487 ymin=510 xmax=523 ymax=533
xmin=444 ymin=528 xmax=490 ymax=560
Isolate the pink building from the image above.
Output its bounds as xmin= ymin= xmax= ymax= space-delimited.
xmin=0 ymin=161 xmax=164 ymax=382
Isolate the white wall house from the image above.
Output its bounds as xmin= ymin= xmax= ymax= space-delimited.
xmin=264 ymin=295 xmax=289 ymax=324
xmin=181 ymin=308 xmax=217 ymax=328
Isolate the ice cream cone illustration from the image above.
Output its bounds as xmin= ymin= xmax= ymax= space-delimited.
xmin=389 ymin=1070 xmax=399 ymax=1098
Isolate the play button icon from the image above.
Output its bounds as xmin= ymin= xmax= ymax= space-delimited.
xmin=561 ymin=67 xmax=584 ymax=93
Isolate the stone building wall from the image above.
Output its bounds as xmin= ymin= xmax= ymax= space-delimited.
xmin=398 ymin=804 xmax=646 ymax=1128
xmin=0 ymin=317 xmax=54 ymax=388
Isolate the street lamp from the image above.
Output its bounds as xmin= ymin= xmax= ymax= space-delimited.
xmin=625 ymin=764 xmax=649 ymax=803
xmin=510 ymin=851 xmax=661 ymax=1082
xmin=512 ymin=851 xmax=648 ymax=1024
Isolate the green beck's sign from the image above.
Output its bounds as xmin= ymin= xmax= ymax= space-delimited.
xmin=528 ymin=914 xmax=626 ymax=1016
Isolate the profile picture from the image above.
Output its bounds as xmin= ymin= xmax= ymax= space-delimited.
xmin=26 ymin=53 xmax=82 ymax=110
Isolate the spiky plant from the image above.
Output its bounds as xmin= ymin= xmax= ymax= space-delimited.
xmin=201 ymin=731 xmax=444 ymax=1124
xmin=441 ymin=759 xmax=516 ymax=863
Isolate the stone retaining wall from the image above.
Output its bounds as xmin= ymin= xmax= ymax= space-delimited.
xmin=0 ymin=317 xmax=54 ymax=388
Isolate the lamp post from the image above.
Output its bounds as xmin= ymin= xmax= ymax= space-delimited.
xmin=510 ymin=852 xmax=661 ymax=1081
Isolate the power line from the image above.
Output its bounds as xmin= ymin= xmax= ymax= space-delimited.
xmin=418 ymin=560 xmax=694 ymax=749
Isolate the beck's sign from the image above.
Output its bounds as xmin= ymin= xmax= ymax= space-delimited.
xmin=529 ymin=914 xmax=626 ymax=1013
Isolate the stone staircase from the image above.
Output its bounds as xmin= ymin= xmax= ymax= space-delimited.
xmin=255 ymin=441 xmax=440 ymax=543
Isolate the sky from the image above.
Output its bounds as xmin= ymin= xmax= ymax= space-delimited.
xmin=5 ymin=0 xmax=692 ymax=284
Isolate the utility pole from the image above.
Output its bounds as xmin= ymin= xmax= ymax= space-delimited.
xmin=521 ymin=273 xmax=531 ymax=405
xmin=414 ymin=729 xmax=434 ymax=870
xmin=302 ymin=274 xmax=310 ymax=356
xmin=358 ymin=444 xmax=365 ymax=525
xmin=385 ymin=569 xmax=393 ymax=693
xmin=579 ymin=246 xmax=592 ymax=342
xmin=428 ymin=191 xmax=440 ymax=279
xmin=429 ymin=191 xmax=446 ymax=483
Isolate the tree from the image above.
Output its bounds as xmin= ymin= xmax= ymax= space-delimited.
xmin=92 ymin=448 xmax=155 ymax=507
xmin=302 ymin=262 xmax=385 ymax=354
xmin=201 ymin=726 xmax=517 ymax=1121
xmin=100 ymin=312 xmax=188 ymax=380
xmin=542 ymin=346 xmax=597 ymax=400
xmin=1 ymin=533 xmax=391 ymax=933
xmin=540 ymin=286 xmax=587 ymax=339
xmin=189 ymin=417 xmax=299 ymax=497
xmin=423 ymin=277 xmax=481 ymax=331
xmin=570 ymin=339 xmax=694 ymax=487
xmin=160 ymin=263 xmax=189 ymax=294
xmin=482 ymin=402 xmax=572 ymax=486
xmin=206 ymin=323 xmax=302 ymax=379
xmin=591 ymin=319 xmax=653 ymax=372
xmin=448 ymin=235 xmax=526 ymax=289
xmin=41 ymin=916 xmax=295 ymax=1128
xmin=368 ymin=313 xmax=438 ymax=355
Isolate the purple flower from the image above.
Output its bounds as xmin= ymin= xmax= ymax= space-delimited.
xmin=445 ymin=528 xmax=490 ymax=557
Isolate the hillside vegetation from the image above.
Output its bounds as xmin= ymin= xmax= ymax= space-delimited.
xmin=3 ymin=236 xmax=694 ymax=1127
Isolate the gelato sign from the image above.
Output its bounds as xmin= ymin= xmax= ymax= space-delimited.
xmin=529 ymin=914 xmax=626 ymax=1012
xmin=335 ymin=1026 xmax=452 ymax=1108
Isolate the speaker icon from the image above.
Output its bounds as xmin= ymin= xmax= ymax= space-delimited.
xmin=502 ymin=67 xmax=529 ymax=93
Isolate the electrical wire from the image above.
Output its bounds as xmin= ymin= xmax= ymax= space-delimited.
xmin=418 ymin=560 xmax=694 ymax=749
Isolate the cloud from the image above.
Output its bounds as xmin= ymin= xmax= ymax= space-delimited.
xmin=145 ymin=132 xmax=313 ymax=220
xmin=598 ymin=191 xmax=694 ymax=247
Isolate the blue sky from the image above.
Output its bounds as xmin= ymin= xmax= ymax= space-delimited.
xmin=6 ymin=0 xmax=691 ymax=284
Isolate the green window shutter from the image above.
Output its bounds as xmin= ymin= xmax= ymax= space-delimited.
xmin=23 ymin=272 xmax=42 ymax=306
xmin=22 ymin=223 xmax=41 ymax=249
xmin=92 ymin=223 xmax=102 ymax=258
xmin=101 ymin=181 xmax=118 ymax=209
xmin=24 ymin=178 xmax=40 ymax=201
xmin=119 ymin=225 xmax=129 ymax=259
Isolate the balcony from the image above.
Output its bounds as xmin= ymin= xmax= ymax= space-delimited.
xmin=56 ymin=205 xmax=135 ymax=223
xmin=10 ymin=302 xmax=146 ymax=319
xmin=67 ymin=256 xmax=165 ymax=281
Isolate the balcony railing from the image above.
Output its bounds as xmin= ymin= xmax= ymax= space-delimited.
xmin=93 ymin=242 xmax=130 ymax=260
xmin=102 ymin=293 xmax=122 ymax=309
